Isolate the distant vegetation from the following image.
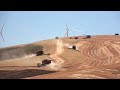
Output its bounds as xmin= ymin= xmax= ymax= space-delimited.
xmin=0 ymin=44 xmax=43 ymax=61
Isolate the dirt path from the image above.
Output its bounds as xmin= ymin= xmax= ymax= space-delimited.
xmin=49 ymin=39 xmax=65 ymax=70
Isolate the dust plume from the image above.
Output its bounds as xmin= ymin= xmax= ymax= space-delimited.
xmin=0 ymin=44 xmax=43 ymax=61
xmin=64 ymin=43 xmax=71 ymax=48
xmin=47 ymin=61 xmax=62 ymax=71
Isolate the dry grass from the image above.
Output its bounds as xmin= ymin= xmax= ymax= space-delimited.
xmin=0 ymin=39 xmax=56 ymax=66
xmin=1 ymin=35 xmax=120 ymax=79
xmin=33 ymin=39 xmax=56 ymax=54
xmin=0 ymin=55 xmax=51 ymax=66
xmin=0 ymin=44 xmax=43 ymax=61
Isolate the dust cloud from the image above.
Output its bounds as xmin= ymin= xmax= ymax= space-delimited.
xmin=64 ymin=43 xmax=71 ymax=48
xmin=0 ymin=52 xmax=36 ymax=61
xmin=47 ymin=61 xmax=62 ymax=71
xmin=24 ymin=54 xmax=36 ymax=59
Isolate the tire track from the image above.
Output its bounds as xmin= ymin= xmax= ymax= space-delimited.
xmin=47 ymin=36 xmax=120 ymax=78
xmin=49 ymin=39 xmax=65 ymax=70
xmin=74 ymin=37 xmax=120 ymax=66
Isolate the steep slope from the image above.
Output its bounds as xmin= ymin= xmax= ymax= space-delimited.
xmin=0 ymin=39 xmax=56 ymax=66
xmin=0 ymin=44 xmax=43 ymax=61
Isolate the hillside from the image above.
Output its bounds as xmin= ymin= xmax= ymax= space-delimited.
xmin=0 ymin=44 xmax=43 ymax=61
xmin=1 ymin=35 xmax=120 ymax=79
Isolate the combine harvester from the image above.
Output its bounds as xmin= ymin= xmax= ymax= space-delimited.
xmin=37 ymin=59 xmax=52 ymax=67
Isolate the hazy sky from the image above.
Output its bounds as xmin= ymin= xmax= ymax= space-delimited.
xmin=0 ymin=11 xmax=120 ymax=47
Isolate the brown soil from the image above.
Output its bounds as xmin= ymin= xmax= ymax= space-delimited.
xmin=1 ymin=35 xmax=120 ymax=79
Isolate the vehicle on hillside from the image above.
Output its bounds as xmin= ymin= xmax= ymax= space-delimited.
xmin=37 ymin=59 xmax=52 ymax=67
xmin=83 ymin=35 xmax=91 ymax=39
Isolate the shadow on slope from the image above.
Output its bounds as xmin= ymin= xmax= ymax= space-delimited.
xmin=0 ymin=44 xmax=43 ymax=61
xmin=0 ymin=69 xmax=56 ymax=79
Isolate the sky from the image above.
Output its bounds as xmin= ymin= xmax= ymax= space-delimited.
xmin=0 ymin=11 xmax=120 ymax=47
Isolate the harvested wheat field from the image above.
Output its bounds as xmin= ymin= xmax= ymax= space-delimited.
xmin=1 ymin=35 xmax=120 ymax=79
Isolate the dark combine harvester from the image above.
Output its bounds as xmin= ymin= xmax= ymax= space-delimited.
xmin=36 ymin=51 xmax=44 ymax=56
xmin=37 ymin=59 xmax=52 ymax=67
xmin=115 ymin=33 xmax=119 ymax=35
